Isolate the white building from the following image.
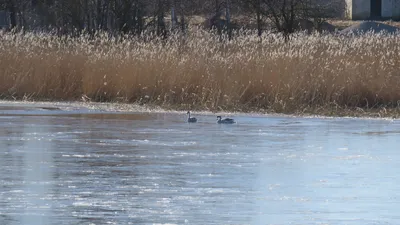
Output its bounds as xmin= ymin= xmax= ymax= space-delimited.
xmin=346 ymin=0 xmax=400 ymax=20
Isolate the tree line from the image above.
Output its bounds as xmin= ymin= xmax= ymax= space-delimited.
xmin=0 ymin=0 xmax=345 ymax=36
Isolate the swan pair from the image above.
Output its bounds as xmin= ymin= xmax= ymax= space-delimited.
xmin=187 ymin=111 xmax=235 ymax=124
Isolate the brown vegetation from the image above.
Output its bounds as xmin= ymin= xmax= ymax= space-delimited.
xmin=1 ymin=28 xmax=400 ymax=117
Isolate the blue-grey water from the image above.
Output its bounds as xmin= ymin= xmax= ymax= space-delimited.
xmin=1 ymin=103 xmax=400 ymax=225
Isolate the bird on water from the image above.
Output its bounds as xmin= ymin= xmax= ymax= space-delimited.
xmin=187 ymin=111 xmax=197 ymax=123
xmin=217 ymin=116 xmax=235 ymax=124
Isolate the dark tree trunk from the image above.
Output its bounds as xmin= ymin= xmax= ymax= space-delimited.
xmin=180 ymin=13 xmax=185 ymax=33
xmin=6 ymin=1 xmax=17 ymax=29
xmin=256 ymin=0 xmax=262 ymax=38
xmin=135 ymin=3 xmax=144 ymax=35
xmin=96 ymin=0 xmax=103 ymax=29
xmin=157 ymin=0 xmax=167 ymax=38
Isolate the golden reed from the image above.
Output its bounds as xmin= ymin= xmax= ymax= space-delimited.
xmin=1 ymin=28 xmax=400 ymax=115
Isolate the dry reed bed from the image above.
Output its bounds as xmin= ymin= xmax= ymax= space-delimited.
xmin=1 ymin=28 xmax=400 ymax=115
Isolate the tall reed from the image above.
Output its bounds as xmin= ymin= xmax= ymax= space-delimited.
xmin=1 ymin=28 xmax=400 ymax=114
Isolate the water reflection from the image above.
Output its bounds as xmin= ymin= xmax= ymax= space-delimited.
xmin=20 ymin=117 xmax=53 ymax=225
xmin=0 ymin=105 xmax=400 ymax=225
xmin=0 ymin=116 xmax=54 ymax=225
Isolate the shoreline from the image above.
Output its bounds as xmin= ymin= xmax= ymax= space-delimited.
xmin=0 ymin=99 xmax=398 ymax=121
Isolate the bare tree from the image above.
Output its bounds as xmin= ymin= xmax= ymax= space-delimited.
xmin=0 ymin=0 xmax=344 ymax=37
xmin=302 ymin=0 xmax=344 ymax=31
xmin=173 ymin=0 xmax=199 ymax=34
xmin=239 ymin=0 xmax=264 ymax=37
xmin=240 ymin=0 xmax=344 ymax=37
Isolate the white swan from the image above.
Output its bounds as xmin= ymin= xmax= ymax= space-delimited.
xmin=187 ymin=111 xmax=197 ymax=123
xmin=217 ymin=116 xmax=235 ymax=124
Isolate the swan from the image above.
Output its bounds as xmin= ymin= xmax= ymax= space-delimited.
xmin=187 ymin=111 xmax=197 ymax=123
xmin=217 ymin=116 xmax=235 ymax=124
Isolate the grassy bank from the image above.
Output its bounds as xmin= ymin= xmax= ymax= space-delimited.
xmin=1 ymin=28 xmax=400 ymax=117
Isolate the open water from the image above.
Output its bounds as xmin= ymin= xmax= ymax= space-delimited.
xmin=0 ymin=102 xmax=399 ymax=225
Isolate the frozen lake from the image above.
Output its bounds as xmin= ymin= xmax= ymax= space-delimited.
xmin=0 ymin=102 xmax=400 ymax=225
